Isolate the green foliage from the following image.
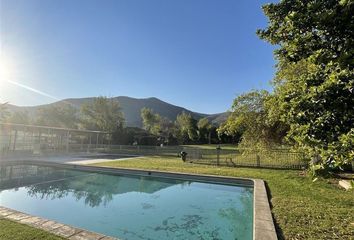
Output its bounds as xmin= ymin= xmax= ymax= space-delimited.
xmin=141 ymin=109 xmax=219 ymax=145
xmin=218 ymin=90 xmax=288 ymax=148
xmin=175 ymin=112 xmax=198 ymax=144
xmin=140 ymin=108 xmax=176 ymax=145
xmin=80 ymin=97 xmax=125 ymax=132
xmin=7 ymin=111 xmax=31 ymax=124
xmin=197 ymin=118 xmax=212 ymax=143
xmin=257 ymin=0 xmax=354 ymax=171
xmin=140 ymin=107 xmax=162 ymax=135
xmin=0 ymin=102 xmax=9 ymax=122
xmin=36 ymin=104 xmax=79 ymax=128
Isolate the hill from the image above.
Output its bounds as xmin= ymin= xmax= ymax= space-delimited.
xmin=7 ymin=96 xmax=229 ymax=127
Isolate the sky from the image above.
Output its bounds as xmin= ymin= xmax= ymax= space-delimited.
xmin=0 ymin=0 xmax=277 ymax=114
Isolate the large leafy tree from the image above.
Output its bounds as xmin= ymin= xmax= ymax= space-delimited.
xmin=140 ymin=108 xmax=161 ymax=135
xmin=197 ymin=118 xmax=213 ymax=144
xmin=36 ymin=104 xmax=79 ymax=129
xmin=218 ymin=90 xmax=288 ymax=148
xmin=175 ymin=112 xmax=198 ymax=144
xmin=80 ymin=97 xmax=125 ymax=132
xmin=257 ymin=0 xmax=354 ymax=169
xmin=140 ymin=108 xmax=176 ymax=145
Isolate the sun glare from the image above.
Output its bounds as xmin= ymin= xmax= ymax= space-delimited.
xmin=0 ymin=54 xmax=16 ymax=89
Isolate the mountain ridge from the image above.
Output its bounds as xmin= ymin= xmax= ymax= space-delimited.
xmin=7 ymin=96 xmax=229 ymax=127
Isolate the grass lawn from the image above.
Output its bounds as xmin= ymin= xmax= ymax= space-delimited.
xmin=92 ymin=156 xmax=354 ymax=240
xmin=0 ymin=219 xmax=64 ymax=240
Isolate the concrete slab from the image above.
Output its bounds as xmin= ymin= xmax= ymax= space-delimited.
xmin=69 ymin=230 xmax=106 ymax=240
xmin=253 ymin=179 xmax=277 ymax=240
xmin=19 ymin=216 xmax=46 ymax=225
xmin=68 ymin=156 xmax=143 ymax=165
xmin=255 ymin=218 xmax=276 ymax=231
xmin=51 ymin=225 xmax=82 ymax=238
xmin=0 ymin=208 xmax=14 ymax=217
xmin=38 ymin=220 xmax=64 ymax=231
xmin=254 ymin=228 xmax=278 ymax=240
xmin=99 ymin=236 xmax=118 ymax=240
xmin=339 ymin=180 xmax=353 ymax=190
xmin=6 ymin=212 xmax=30 ymax=221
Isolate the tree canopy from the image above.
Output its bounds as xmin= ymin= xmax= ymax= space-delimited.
xmin=218 ymin=90 xmax=288 ymax=148
xmin=175 ymin=112 xmax=198 ymax=144
xmin=8 ymin=111 xmax=31 ymax=124
xmin=36 ymin=104 xmax=79 ymax=129
xmin=256 ymin=0 xmax=354 ymax=170
xmin=80 ymin=97 xmax=125 ymax=132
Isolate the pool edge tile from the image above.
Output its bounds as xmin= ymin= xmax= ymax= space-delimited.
xmin=253 ymin=179 xmax=278 ymax=240
xmin=0 ymin=206 xmax=119 ymax=240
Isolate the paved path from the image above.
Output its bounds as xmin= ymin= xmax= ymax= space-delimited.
xmin=67 ymin=156 xmax=144 ymax=165
xmin=1 ymin=153 xmax=141 ymax=164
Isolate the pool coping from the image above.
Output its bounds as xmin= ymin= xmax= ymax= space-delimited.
xmin=0 ymin=160 xmax=278 ymax=240
xmin=0 ymin=206 xmax=116 ymax=240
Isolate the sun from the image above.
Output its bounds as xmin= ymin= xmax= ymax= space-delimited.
xmin=0 ymin=53 xmax=16 ymax=81
xmin=0 ymin=52 xmax=17 ymax=102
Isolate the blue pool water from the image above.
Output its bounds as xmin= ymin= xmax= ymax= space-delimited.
xmin=0 ymin=164 xmax=253 ymax=240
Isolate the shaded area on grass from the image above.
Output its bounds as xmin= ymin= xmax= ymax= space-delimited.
xmin=92 ymin=156 xmax=354 ymax=240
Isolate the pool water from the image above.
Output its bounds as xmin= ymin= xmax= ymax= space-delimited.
xmin=0 ymin=164 xmax=253 ymax=240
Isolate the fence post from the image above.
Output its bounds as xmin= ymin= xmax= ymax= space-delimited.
xmin=96 ymin=133 xmax=99 ymax=150
xmin=66 ymin=131 xmax=70 ymax=153
xmin=12 ymin=130 xmax=18 ymax=151
xmin=88 ymin=134 xmax=92 ymax=153
xmin=216 ymin=145 xmax=221 ymax=166
xmin=256 ymin=154 xmax=260 ymax=167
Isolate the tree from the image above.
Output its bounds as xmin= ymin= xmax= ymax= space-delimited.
xmin=175 ymin=112 xmax=198 ymax=144
xmin=0 ymin=103 xmax=9 ymax=122
xmin=36 ymin=104 xmax=79 ymax=129
xmin=140 ymin=108 xmax=161 ymax=135
xmin=257 ymin=0 xmax=354 ymax=171
xmin=140 ymin=108 xmax=177 ymax=145
xmin=80 ymin=97 xmax=125 ymax=132
xmin=218 ymin=90 xmax=288 ymax=148
xmin=8 ymin=111 xmax=31 ymax=124
xmin=197 ymin=118 xmax=212 ymax=144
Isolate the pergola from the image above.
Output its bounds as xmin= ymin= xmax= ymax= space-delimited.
xmin=0 ymin=123 xmax=110 ymax=155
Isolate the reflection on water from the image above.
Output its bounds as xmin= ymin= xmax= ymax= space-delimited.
xmin=0 ymin=164 xmax=253 ymax=240
xmin=0 ymin=164 xmax=185 ymax=207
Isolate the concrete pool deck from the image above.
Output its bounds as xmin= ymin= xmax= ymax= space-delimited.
xmin=67 ymin=156 xmax=144 ymax=165
xmin=0 ymin=206 xmax=116 ymax=240
xmin=0 ymin=152 xmax=140 ymax=164
xmin=0 ymin=160 xmax=277 ymax=240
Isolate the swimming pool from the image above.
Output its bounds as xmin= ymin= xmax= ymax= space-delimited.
xmin=0 ymin=161 xmax=254 ymax=240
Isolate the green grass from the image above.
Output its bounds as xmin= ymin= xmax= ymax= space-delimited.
xmin=92 ymin=156 xmax=354 ymax=240
xmin=0 ymin=219 xmax=65 ymax=240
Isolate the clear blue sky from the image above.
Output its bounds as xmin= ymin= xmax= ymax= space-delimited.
xmin=0 ymin=0 xmax=276 ymax=114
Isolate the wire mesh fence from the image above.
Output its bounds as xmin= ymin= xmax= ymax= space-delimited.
xmin=1 ymin=123 xmax=308 ymax=169
xmin=184 ymin=148 xmax=308 ymax=169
